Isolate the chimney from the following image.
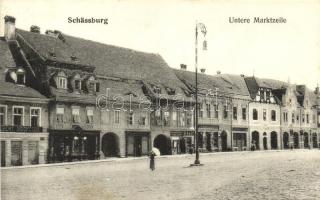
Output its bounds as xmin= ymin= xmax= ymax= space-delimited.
xmin=180 ymin=64 xmax=187 ymax=70
xmin=4 ymin=15 xmax=16 ymax=41
xmin=30 ymin=25 xmax=40 ymax=33
xmin=200 ymin=68 xmax=206 ymax=73
xmin=216 ymin=70 xmax=221 ymax=75
xmin=240 ymin=74 xmax=245 ymax=77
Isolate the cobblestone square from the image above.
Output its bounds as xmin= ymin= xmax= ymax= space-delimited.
xmin=2 ymin=150 xmax=320 ymax=200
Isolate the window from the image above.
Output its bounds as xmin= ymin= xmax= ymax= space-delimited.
xmin=186 ymin=110 xmax=193 ymax=127
xmin=271 ymin=110 xmax=276 ymax=121
xmin=30 ymin=108 xmax=41 ymax=127
xmin=306 ymin=114 xmax=309 ymax=124
xmin=163 ymin=111 xmax=170 ymax=126
xmin=296 ymin=115 xmax=299 ymax=123
xmin=260 ymin=90 xmax=265 ymax=102
xmin=13 ymin=106 xmax=24 ymax=126
xmin=114 ymin=110 xmax=120 ymax=124
xmin=16 ymin=68 xmax=25 ymax=85
xmin=139 ymin=115 xmax=147 ymax=126
xmin=0 ymin=105 xmax=6 ymax=126
xmin=56 ymin=107 xmax=64 ymax=123
xmin=223 ymin=106 xmax=228 ymax=119
xmin=292 ymin=113 xmax=295 ymax=123
xmin=313 ymin=114 xmax=316 ymax=124
xmin=214 ymin=105 xmax=219 ymax=118
xmin=74 ymin=79 xmax=81 ymax=90
xmin=233 ymin=106 xmax=237 ymax=120
xmin=263 ymin=109 xmax=267 ymax=121
xmin=242 ymin=107 xmax=246 ymax=120
xmin=172 ymin=111 xmax=177 ymax=126
xmin=57 ymin=77 xmax=67 ymax=89
xmin=302 ymin=114 xmax=305 ymax=123
xmin=86 ymin=108 xmax=94 ymax=123
xmin=206 ymin=104 xmax=211 ymax=118
xmin=72 ymin=107 xmax=80 ymax=123
xmin=253 ymin=109 xmax=258 ymax=120
xmin=266 ymin=91 xmax=270 ymax=102
xmin=127 ymin=111 xmax=134 ymax=125
xmin=178 ymin=111 xmax=185 ymax=127
xmin=283 ymin=112 xmax=288 ymax=123
xmin=199 ymin=104 xmax=203 ymax=118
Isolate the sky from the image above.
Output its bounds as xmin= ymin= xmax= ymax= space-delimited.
xmin=1 ymin=0 xmax=320 ymax=90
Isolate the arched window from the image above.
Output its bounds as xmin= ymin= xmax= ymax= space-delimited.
xmin=253 ymin=109 xmax=258 ymax=120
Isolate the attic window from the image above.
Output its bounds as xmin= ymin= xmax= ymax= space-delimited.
xmin=15 ymin=68 xmax=26 ymax=85
xmin=165 ymin=87 xmax=176 ymax=95
xmin=152 ymin=85 xmax=161 ymax=94
xmin=70 ymin=56 xmax=77 ymax=61
xmin=49 ymin=52 xmax=56 ymax=57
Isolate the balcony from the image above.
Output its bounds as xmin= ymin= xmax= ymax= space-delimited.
xmin=0 ymin=125 xmax=43 ymax=133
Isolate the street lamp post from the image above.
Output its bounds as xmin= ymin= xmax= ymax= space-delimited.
xmin=191 ymin=22 xmax=207 ymax=166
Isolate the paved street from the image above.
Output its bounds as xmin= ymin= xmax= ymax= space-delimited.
xmin=1 ymin=150 xmax=320 ymax=200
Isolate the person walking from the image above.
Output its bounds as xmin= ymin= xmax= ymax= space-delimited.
xmin=149 ymin=151 xmax=155 ymax=171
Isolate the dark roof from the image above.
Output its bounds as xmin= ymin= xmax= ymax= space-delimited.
xmin=16 ymin=29 xmax=189 ymax=98
xmin=0 ymin=39 xmax=46 ymax=99
xmin=174 ymin=69 xmax=251 ymax=99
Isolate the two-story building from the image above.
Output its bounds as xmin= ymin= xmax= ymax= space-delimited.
xmin=244 ymin=77 xmax=281 ymax=150
xmin=175 ymin=67 xmax=251 ymax=152
xmin=0 ymin=16 xmax=49 ymax=167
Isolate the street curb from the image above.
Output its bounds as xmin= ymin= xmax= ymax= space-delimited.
xmin=0 ymin=149 xmax=315 ymax=170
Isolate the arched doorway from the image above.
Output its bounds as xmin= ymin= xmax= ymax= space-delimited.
xmin=154 ymin=134 xmax=171 ymax=155
xmin=221 ymin=131 xmax=228 ymax=151
xmin=102 ymin=133 xmax=119 ymax=157
xmin=271 ymin=132 xmax=278 ymax=149
xmin=304 ymin=132 xmax=309 ymax=148
xmin=283 ymin=132 xmax=289 ymax=149
xmin=252 ymin=131 xmax=259 ymax=150
xmin=293 ymin=132 xmax=299 ymax=148
xmin=312 ymin=133 xmax=318 ymax=148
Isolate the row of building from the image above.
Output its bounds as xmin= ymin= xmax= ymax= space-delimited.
xmin=1 ymin=15 xmax=320 ymax=167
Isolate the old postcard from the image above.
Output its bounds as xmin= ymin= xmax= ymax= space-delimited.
xmin=1 ymin=0 xmax=320 ymax=199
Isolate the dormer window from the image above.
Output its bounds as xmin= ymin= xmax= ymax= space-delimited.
xmin=86 ymin=76 xmax=99 ymax=93
xmin=56 ymin=71 xmax=67 ymax=89
xmin=72 ymin=74 xmax=82 ymax=92
xmin=75 ymin=79 xmax=81 ymax=90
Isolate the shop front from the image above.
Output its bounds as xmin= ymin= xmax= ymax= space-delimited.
xmin=49 ymin=127 xmax=100 ymax=163
xmin=198 ymin=125 xmax=219 ymax=152
xmin=232 ymin=127 xmax=248 ymax=151
xmin=170 ymin=131 xmax=194 ymax=154
xmin=126 ymin=132 xmax=150 ymax=157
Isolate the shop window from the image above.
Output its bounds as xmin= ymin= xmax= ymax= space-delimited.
xmin=263 ymin=109 xmax=267 ymax=121
xmin=30 ymin=108 xmax=41 ymax=127
xmin=253 ymin=109 xmax=258 ymax=120
xmin=127 ymin=112 xmax=134 ymax=125
xmin=242 ymin=107 xmax=246 ymax=120
xmin=0 ymin=105 xmax=7 ymax=126
xmin=233 ymin=106 xmax=237 ymax=120
xmin=56 ymin=107 xmax=65 ymax=123
xmin=13 ymin=106 xmax=24 ymax=126
xmin=86 ymin=108 xmax=94 ymax=124
xmin=163 ymin=111 xmax=170 ymax=126
xmin=271 ymin=110 xmax=276 ymax=121
xmin=72 ymin=107 xmax=80 ymax=123
xmin=114 ymin=110 xmax=120 ymax=124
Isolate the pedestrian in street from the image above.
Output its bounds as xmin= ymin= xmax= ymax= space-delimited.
xmin=149 ymin=151 xmax=155 ymax=171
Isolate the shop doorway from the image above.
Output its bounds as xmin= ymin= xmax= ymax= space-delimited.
xmin=252 ymin=131 xmax=260 ymax=150
xmin=11 ymin=141 xmax=22 ymax=166
xmin=304 ymin=132 xmax=309 ymax=148
xmin=312 ymin=133 xmax=318 ymax=148
xmin=126 ymin=133 xmax=150 ymax=157
xmin=102 ymin=133 xmax=119 ymax=157
xmin=154 ymin=134 xmax=171 ymax=155
xmin=293 ymin=132 xmax=299 ymax=148
xmin=206 ymin=133 xmax=212 ymax=151
xmin=283 ymin=132 xmax=289 ymax=149
xmin=28 ymin=141 xmax=39 ymax=165
xmin=180 ymin=138 xmax=186 ymax=153
xmin=1 ymin=141 xmax=5 ymax=167
xmin=271 ymin=132 xmax=278 ymax=149
xmin=221 ymin=131 xmax=228 ymax=151
xmin=233 ymin=133 xmax=247 ymax=151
